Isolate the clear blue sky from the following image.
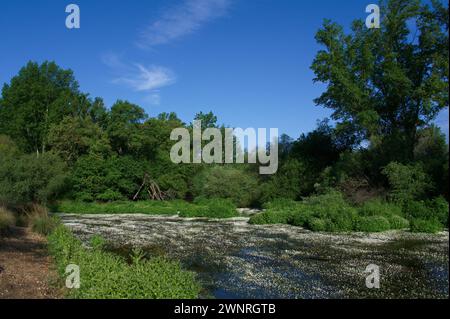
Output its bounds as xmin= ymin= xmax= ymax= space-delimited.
xmin=1 ymin=0 xmax=448 ymax=139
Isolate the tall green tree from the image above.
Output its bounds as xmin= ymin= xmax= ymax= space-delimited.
xmin=0 ymin=61 xmax=82 ymax=153
xmin=106 ymin=100 xmax=148 ymax=155
xmin=311 ymin=0 xmax=448 ymax=160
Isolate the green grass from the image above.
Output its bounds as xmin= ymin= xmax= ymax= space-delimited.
xmin=51 ymin=198 xmax=238 ymax=219
xmin=48 ymin=225 xmax=201 ymax=299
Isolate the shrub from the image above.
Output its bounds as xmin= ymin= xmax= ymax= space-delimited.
xmin=249 ymin=210 xmax=293 ymax=225
xmin=192 ymin=166 xmax=259 ymax=207
xmin=48 ymin=225 xmax=201 ymax=298
xmin=302 ymin=192 xmax=358 ymax=232
xmin=0 ymin=152 xmax=68 ymax=205
xmin=382 ymin=162 xmax=432 ymax=204
xmin=410 ymin=218 xmax=443 ymax=234
xmin=387 ymin=215 xmax=410 ymax=229
xmin=251 ymin=191 xmax=358 ymax=232
xmin=26 ymin=204 xmax=59 ymax=235
xmin=262 ymin=198 xmax=299 ymax=210
xmin=306 ymin=217 xmax=327 ymax=232
xmin=427 ymin=197 xmax=449 ymax=227
xmin=358 ymin=200 xmax=403 ymax=217
xmin=31 ymin=215 xmax=60 ymax=235
xmin=179 ymin=198 xmax=238 ymax=219
xmin=0 ymin=206 xmax=15 ymax=234
xmin=356 ymin=216 xmax=391 ymax=232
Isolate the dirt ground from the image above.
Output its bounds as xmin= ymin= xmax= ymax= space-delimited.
xmin=0 ymin=227 xmax=61 ymax=299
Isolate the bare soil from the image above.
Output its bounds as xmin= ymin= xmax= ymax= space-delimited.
xmin=0 ymin=227 xmax=61 ymax=299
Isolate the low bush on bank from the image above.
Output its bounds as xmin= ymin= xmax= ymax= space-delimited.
xmin=48 ymin=225 xmax=201 ymax=299
xmin=23 ymin=204 xmax=59 ymax=235
xmin=249 ymin=191 xmax=447 ymax=233
xmin=0 ymin=206 xmax=15 ymax=234
xmin=52 ymin=199 xmax=238 ymax=219
xmin=410 ymin=218 xmax=443 ymax=234
xmin=178 ymin=198 xmax=238 ymax=218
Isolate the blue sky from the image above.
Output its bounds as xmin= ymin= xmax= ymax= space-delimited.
xmin=0 ymin=0 xmax=448 ymax=140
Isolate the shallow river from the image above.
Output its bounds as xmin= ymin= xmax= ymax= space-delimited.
xmin=59 ymin=214 xmax=449 ymax=299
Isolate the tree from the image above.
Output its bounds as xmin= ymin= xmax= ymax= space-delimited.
xmin=48 ymin=116 xmax=111 ymax=165
xmin=106 ymin=100 xmax=148 ymax=155
xmin=0 ymin=61 xmax=82 ymax=153
xmin=311 ymin=0 xmax=448 ymax=160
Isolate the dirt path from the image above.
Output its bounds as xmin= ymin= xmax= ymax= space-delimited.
xmin=0 ymin=227 xmax=61 ymax=299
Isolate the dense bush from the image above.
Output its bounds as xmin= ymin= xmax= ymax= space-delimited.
xmin=249 ymin=209 xmax=294 ymax=225
xmin=427 ymin=197 xmax=449 ymax=227
xmin=251 ymin=191 xmax=359 ymax=232
xmin=358 ymin=200 xmax=403 ymax=217
xmin=179 ymin=198 xmax=238 ymax=218
xmin=251 ymin=192 xmax=418 ymax=233
xmin=410 ymin=218 xmax=443 ymax=234
xmin=0 ymin=151 xmax=68 ymax=205
xmin=402 ymin=199 xmax=448 ymax=226
xmin=192 ymin=166 xmax=259 ymax=207
xmin=48 ymin=225 xmax=201 ymax=298
xmin=70 ymin=155 xmax=146 ymax=202
xmin=382 ymin=162 xmax=432 ymax=204
xmin=386 ymin=215 xmax=410 ymax=230
xmin=356 ymin=216 xmax=391 ymax=232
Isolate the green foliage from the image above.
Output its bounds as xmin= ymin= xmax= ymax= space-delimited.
xmin=47 ymin=225 xmax=201 ymax=299
xmin=70 ymin=155 xmax=145 ymax=202
xmin=0 ymin=148 xmax=68 ymax=205
xmin=193 ymin=166 xmax=259 ymax=207
xmin=31 ymin=215 xmax=59 ymax=235
xmin=48 ymin=116 xmax=111 ymax=164
xmin=356 ymin=216 xmax=391 ymax=233
xmin=25 ymin=204 xmax=59 ymax=235
xmin=402 ymin=197 xmax=449 ymax=228
xmin=53 ymin=199 xmax=238 ymax=219
xmin=251 ymin=193 xmax=419 ymax=233
xmin=180 ymin=198 xmax=238 ymax=218
xmin=106 ymin=100 xmax=150 ymax=156
xmin=249 ymin=210 xmax=294 ymax=225
xmin=0 ymin=61 xmax=85 ymax=153
xmin=410 ymin=218 xmax=443 ymax=234
xmin=54 ymin=200 xmax=185 ymax=215
xmin=311 ymin=0 xmax=449 ymax=159
xmin=387 ymin=215 xmax=410 ymax=230
xmin=251 ymin=191 xmax=359 ymax=232
xmin=358 ymin=199 xmax=403 ymax=217
xmin=427 ymin=197 xmax=449 ymax=227
xmin=383 ymin=162 xmax=432 ymax=204
xmin=259 ymin=159 xmax=306 ymax=203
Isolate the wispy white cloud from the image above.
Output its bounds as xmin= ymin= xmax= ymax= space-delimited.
xmin=114 ymin=64 xmax=176 ymax=92
xmin=102 ymin=53 xmax=176 ymax=105
xmin=138 ymin=0 xmax=230 ymax=48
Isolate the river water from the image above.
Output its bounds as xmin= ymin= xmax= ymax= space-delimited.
xmin=59 ymin=214 xmax=449 ymax=299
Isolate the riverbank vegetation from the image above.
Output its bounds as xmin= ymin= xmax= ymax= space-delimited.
xmin=52 ymin=198 xmax=238 ymax=219
xmin=0 ymin=0 xmax=448 ymax=234
xmin=249 ymin=192 xmax=448 ymax=233
xmin=48 ymin=225 xmax=201 ymax=298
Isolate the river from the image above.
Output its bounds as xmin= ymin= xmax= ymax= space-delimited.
xmin=59 ymin=214 xmax=449 ymax=299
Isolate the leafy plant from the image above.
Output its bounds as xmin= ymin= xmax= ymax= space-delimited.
xmin=48 ymin=225 xmax=201 ymax=299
